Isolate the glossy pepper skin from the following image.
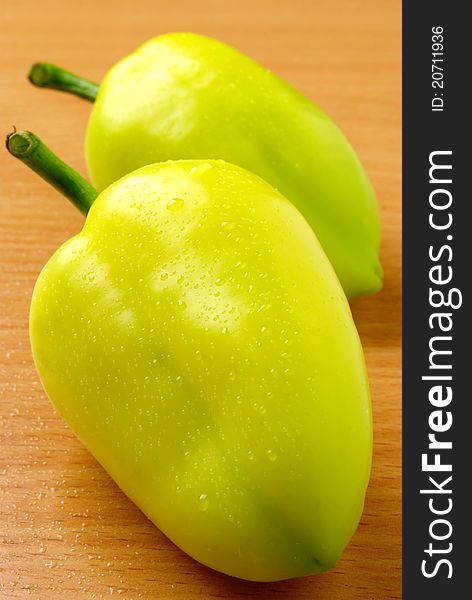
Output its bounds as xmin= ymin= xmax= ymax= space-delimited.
xmin=30 ymin=160 xmax=372 ymax=582
xmin=84 ymin=33 xmax=382 ymax=299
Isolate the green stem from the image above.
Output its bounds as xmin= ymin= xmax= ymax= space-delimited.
xmin=28 ymin=63 xmax=99 ymax=102
xmin=6 ymin=130 xmax=98 ymax=215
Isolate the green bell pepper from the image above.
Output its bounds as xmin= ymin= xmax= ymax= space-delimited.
xmin=7 ymin=130 xmax=372 ymax=582
xmin=29 ymin=33 xmax=382 ymax=298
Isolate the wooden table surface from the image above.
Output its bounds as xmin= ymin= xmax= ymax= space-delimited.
xmin=0 ymin=1 xmax=401 ymax=598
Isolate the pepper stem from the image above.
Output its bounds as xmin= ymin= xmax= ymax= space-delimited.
xmin=28 ymin=63 xmax=99 ymax=102
xmin=6 ymin=130 xmax=98 ymax=215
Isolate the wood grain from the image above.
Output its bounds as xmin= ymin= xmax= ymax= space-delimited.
xmin=0 ymin=0 xmax=401 ymax=597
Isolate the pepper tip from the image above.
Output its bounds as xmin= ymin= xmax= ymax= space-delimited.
xmin=6 ymin=129 xmax=37 ymax=158
xmin=28 ymin=63 xmax=52 ymax=87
